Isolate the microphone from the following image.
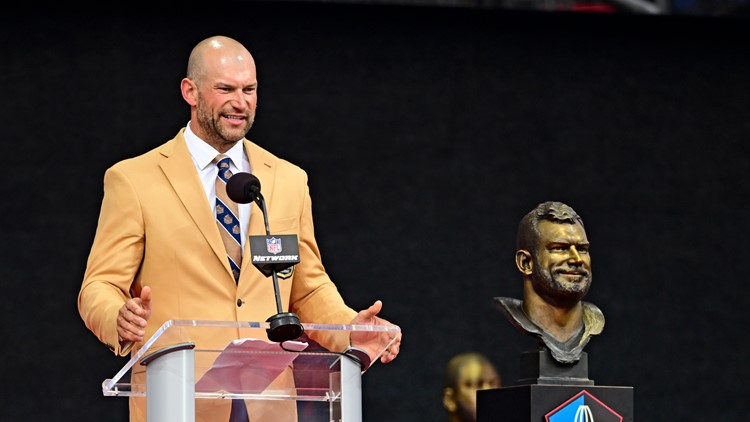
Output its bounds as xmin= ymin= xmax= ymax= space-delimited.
xmin=226 ymin=172 xmax=303 ymax=343
xmin=226 ymin=172 xmax=261 ymax=204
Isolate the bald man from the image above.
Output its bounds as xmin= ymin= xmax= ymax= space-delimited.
xmin=79 ymin=35 xmax=401 ymax=422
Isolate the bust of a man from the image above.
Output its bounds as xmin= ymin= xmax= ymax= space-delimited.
xmin=494 ymin=201 xmax=604 ymax=364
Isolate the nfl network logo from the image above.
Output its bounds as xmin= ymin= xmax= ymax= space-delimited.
xmin=266 ymin=237 xmax=282 ymax=254
xmin=545 ymin=390 xmax=622 ymax=422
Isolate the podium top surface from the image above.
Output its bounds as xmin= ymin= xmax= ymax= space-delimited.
xmin=102 ymin=319 xmax=400 ymax=400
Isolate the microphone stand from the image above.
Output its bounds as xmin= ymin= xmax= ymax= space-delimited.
xmin=252 ymin=190 xmax=303 ymax=343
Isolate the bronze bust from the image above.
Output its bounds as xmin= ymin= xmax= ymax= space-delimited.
xmin=494 ymin=201 xmax=604 ymax=364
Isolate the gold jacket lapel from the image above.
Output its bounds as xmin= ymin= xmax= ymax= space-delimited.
xmin=159 ymin=132 xmax=232 ymax=277
xmin=242 ymin=140 xmax=276 ymax=274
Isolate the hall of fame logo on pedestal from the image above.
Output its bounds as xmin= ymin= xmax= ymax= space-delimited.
xmin=546 ymin=390 xmax=623 ymax=422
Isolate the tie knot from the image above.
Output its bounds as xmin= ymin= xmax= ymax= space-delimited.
xmin=214 ymin=154 xmax=231 ymax=168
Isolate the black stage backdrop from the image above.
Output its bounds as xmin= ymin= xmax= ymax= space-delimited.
xmin=2 ymin=2 xmax=748 ymax=421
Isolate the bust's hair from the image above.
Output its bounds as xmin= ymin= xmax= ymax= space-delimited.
xmin=516 ymin=201 xmax=583 ymax=252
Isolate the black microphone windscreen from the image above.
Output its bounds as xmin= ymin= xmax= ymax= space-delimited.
xmin=226 ymin=172 xmax=261 ymax=204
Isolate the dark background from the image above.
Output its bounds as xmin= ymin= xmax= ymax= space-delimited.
xmin=2 ymin=2 xmax=749 ymax=421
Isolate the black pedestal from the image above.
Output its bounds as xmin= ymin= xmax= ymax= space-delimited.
xmin=519 ymin=349 xmax=594 ymax=386
xmin=477 ymin=384 xmax=634 ymax=422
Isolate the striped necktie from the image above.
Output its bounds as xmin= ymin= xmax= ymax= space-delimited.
xmin=214 ymin=154 xmax=242 ymax=282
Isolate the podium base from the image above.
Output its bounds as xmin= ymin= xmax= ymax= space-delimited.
xmin=477 ymin=384 xmax=634 ymax=422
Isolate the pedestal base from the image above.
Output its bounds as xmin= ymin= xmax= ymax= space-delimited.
xmin=519 ymin=349 xmax=593 ymax=386
xmin=477 ymin=384 xmax=634 ymax=422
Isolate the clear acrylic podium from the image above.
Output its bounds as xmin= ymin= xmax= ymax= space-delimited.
xmin=101 ymin=319 xmax=401 ymax=422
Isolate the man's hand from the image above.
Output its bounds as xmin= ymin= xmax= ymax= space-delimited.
xmin=117 ymin=286 xmax=152 ymax=344
xmin=350 ymin=300 xmax=401 ymax=364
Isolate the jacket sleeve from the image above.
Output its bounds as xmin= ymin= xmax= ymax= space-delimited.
xmin=78 ymin=164 xmax=144 ymax=356
xmin=286 ymin=172 xmax=357 ymax=351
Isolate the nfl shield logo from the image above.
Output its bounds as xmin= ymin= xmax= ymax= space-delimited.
xmin=266 ymin=237 xmax=283 ymax=254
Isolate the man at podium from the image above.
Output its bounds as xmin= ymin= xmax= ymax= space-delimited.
xmin=78 ymin=35 xmax=401 ymax=422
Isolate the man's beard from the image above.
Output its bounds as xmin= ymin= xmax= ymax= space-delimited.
xmin=196 ymin=100 xmax=254 ymax=146
xmin=531 ymin=265 xmax=591 ymax=307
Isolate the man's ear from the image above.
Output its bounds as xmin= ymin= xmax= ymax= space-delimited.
xmin=442 ymin=387 xmax=457 ymax=413
xmin=180 ymin=78 xmax=198 ymax=106
xmin=515 ymin=250 xmax=533 ymax=276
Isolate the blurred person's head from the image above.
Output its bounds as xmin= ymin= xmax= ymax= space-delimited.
xmin=442 ymin=352 xmax=501 ymax=422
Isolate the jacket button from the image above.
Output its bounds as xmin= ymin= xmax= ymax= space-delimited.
xmin=237 ymin=298 xmax=244 ymax=307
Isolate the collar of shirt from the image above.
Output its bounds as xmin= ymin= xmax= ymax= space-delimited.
xmin=183 ymin=122 xmax=248 ymax=173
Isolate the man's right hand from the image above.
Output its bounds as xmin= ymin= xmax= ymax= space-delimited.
xmin=117 ymin=286 xmax=152 ymax=343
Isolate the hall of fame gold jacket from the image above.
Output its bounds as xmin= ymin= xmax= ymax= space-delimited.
xmin=78 ymin=129 xmax=357 ymax=421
